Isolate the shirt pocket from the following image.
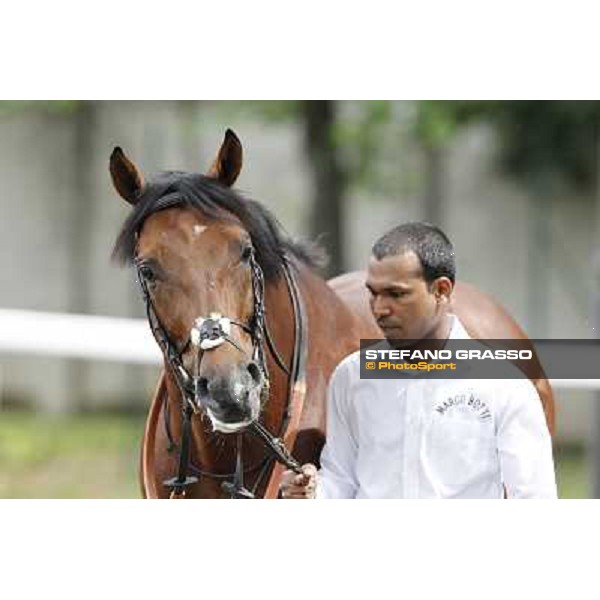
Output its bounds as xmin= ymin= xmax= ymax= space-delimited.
xmin=420 ymin=412 xmax=496 ymax=494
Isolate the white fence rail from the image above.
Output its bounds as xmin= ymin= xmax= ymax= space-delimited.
xmin=0 ymin=308 xmax=162 ymax=365
xmin=0 ymin=308 xmax=599 ymax=390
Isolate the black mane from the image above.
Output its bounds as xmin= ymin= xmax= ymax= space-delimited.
xmin=112 ymin=172 xmax=325 ymax=281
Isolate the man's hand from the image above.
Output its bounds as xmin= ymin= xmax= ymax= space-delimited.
xmin=279 ymin=463 xmax=317 ymax=499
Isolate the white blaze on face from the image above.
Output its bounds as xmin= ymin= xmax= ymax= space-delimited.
xmin=192 ymin=224 xmax=207 ymax=238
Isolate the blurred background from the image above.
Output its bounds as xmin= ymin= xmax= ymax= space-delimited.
xmin=0 ymin=100 xmax=598 ymax=498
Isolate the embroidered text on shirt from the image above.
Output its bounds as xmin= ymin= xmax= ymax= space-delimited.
xmin=435 ymin=393 xmax=492 ymax=421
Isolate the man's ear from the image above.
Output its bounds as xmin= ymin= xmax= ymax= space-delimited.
xmin=206 ymin=128 xmax=243 ymax=187
xmin=432 ymin=277 xmax=453 ymax=303
xmin=110 ymin=147 xmax=144 ymax=205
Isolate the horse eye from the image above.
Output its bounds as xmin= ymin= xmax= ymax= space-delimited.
xmin=240 ymin=245 xmax=253 ymax=263
xmin=139 ymin=263 xmax=158 ymax=284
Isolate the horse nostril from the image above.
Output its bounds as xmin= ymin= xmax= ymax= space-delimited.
xmin=247 ymin=362 xmax=263 ymax=386
xmin=196 ymin=376 xmax=209 ymax=397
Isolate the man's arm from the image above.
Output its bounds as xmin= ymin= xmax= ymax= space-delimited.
xmin=316 ymin=366 xmax=359 ymax=499
xmin=279 ymin=362 xmax=359 ymax=499
xmin=496 ymin=379 xmax=558 ymax=498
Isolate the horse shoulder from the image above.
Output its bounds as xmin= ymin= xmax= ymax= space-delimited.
xmin=327 ymin=270 xmax=379 ymax=338
xmin=300 ymin=267 xmax=376 ymax=360
xmin=452 ymin=281 xmax=555 ymax=435
xmin=452 ymin=281 xmax=527 ymax=339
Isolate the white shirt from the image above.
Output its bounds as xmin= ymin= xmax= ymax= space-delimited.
xmin=316 ymin=316 xmax=557 ymax=499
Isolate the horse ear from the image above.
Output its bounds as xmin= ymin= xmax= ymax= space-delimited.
xmin=207 ymin=129 xmax=243 ymax=187
xmin=110 ymin=146 xmax=145 ymax=205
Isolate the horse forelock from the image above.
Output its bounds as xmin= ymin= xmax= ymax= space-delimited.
xmin=112 ymin=171 xmax=325 ymax=280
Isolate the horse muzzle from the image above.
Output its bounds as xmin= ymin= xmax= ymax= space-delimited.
xmin=189 ymin=312 xmax=265 ymax=432
xmin=194 ymin=366 xmax=263 ymax=433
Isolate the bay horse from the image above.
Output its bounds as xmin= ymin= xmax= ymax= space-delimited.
xmin=110 ymin=129 xmax=555 ymax=499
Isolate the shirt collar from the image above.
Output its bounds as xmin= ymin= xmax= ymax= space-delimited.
xmin=447 ymin=314 xmax=471 ymax=341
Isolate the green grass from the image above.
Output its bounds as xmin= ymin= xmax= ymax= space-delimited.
xmin=555 ymin=445 xmax=590 ymax=499
xmin=0 ymin=412 xmax=145 ymax=498
xmin=0 ymin=412 xmax=592 ymax=498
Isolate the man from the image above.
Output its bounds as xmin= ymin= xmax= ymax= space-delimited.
xmin=280 ymin=222 xmax=557 ymax=499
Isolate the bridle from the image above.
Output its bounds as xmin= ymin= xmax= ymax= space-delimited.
xmin=135 ymin=242 xmax=307 ymax=499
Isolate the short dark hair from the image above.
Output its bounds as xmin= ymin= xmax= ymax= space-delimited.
xmin=371 ymin=222 xmax=456 ymax=284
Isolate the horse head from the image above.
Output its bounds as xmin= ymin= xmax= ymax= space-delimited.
xmin=111 ymin=130 xmax=271 ymax=433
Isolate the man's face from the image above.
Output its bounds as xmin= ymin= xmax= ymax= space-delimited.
xmin=366 ymin=251 xmax=451 ymax=344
